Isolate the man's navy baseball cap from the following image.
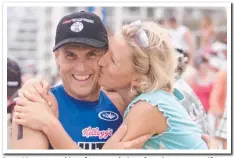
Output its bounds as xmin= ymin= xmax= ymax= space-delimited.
xmin=53 ymin=11 xmax=108 ymax=51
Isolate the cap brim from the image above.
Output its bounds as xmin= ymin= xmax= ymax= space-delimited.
xmin=53 ymin=37 xmax=107 ymax=51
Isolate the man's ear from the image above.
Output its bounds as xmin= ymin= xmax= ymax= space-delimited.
xmin=54 ymin=50 xmax=60 ymax=67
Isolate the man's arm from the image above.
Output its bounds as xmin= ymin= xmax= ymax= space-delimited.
xmin=13 ymin=88 xmax=81 ymax=149
xmin=11 ymin=79 xmax=54 ymax=149
xmin=11 ymin=123 xmax=49 ymax=149
xmin=12 ymin=86 xmax=76 ymax=149
xmin=11 ymin=79 xmax=58 ymax=149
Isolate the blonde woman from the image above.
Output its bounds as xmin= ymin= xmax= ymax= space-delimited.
xmin=14 ymin=21 xmax=209 ymax=149
xmin=98 ymin=21 xmax=208 ymax=149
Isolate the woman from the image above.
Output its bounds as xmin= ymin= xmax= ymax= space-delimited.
xmin=97 ymin=21 xmax=207 ymax=149
xmin=187 ymin=56 xmax=214 ymax=113
xmin=199 ymin=16 xmax=216 ymax=55
xmin=173 ymin=48 xmax=210 ymax=135
xmin=14 ymin=21 xmax=208 ymax=149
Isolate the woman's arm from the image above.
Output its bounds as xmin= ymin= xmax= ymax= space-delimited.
xmin=43 ymin=114 xmax=79 ymax=149
xmin=14 ymin=90 xmax=149 ymax=149
xmin=44 ymin=119 xmax=150 ymax=149
xmin=120 ymin=100 xmax=167 ymax=147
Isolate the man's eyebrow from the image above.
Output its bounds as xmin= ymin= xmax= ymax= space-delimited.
xmin=88 ymin=48 xmax=103 ymax=52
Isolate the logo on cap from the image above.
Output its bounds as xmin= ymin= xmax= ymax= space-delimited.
xmin=70 ymin=22 xmax=83 ymax=32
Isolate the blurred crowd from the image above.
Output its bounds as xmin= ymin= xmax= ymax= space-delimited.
xmin=160 ymin=15 xmax=227 ymax=149
xmin=7 ymin=14 xmax=228 ymax=149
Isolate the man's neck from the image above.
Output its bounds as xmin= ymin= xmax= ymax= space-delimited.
xmin=172 ymin=23 xmax=179 ymax=29
xmin=64 ymin=87 xmax=101 ymax=102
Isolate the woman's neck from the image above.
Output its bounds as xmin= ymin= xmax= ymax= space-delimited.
xmin=199 ymin=73 xmax=208 ymax=79
xmin=196 ymin=72 xmax=212 ymax=83
xmin=116 ymin=88 xmax=136 ymax=106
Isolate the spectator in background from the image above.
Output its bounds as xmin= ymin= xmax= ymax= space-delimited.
xmin=174 ymin=48 xmax=210 ymax=134
xmin=166 ymin=16 xmax=195 ymax=64
xmin=157 ymin=18 xmax=165 ymax=26
xmin=7 ymin=58 xmax=22 ymax=148
xmin=199 ymin=16 xmax=216 ymax=56
xmin=187 ymin=56 xmax=213 ymax=113
xmin=205 ymin=56 xmax=226 ymax=136
xmin=209 ymin=33 xmax=227 ymax=118
xmin=211 ymin=31 xmax=227 ymax=61
xmin=209 ymin=55 xmax=226 ymax=73
xmin=209 ymin=70 xmax=227 ymax=128
xmin=7 ymin=58 xmax=22 ymax=113
xmin=215 ymin=106 xmax=227 ymax=149
xmin=51 ymin=72 xmax=62 ymax=87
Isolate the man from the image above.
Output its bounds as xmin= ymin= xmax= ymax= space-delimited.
xmin=167 ymin=16 xmax=195 ymax=64
xmin=11 ymin=11 xmax=147 ymax=149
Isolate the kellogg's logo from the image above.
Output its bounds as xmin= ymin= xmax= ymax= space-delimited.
xmin=82 ymin=127 xmax=113 ymax=139
xmin=98 ymin=111 xmax=119 ymax=121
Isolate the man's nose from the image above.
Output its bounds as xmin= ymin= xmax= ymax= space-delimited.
xmin=74 ymin=61 xmax=86 ymax=72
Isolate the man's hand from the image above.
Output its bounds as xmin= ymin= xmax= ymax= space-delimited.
xmin=102 ymin=124 xmax=150 ymax=149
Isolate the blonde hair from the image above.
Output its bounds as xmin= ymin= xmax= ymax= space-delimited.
xmin=121 ymin=21 xmax=177 ymax=94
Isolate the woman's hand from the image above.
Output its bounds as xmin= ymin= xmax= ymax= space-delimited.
xmin=202 ymin=134 xmax=218 ymax=149
xmin=18 ymin=78 xmax=50 ymax=102
xmin=102 ymin=124 xmax=150 ymax=149
xmin=13 ymin=91 xmax=56 ymax=133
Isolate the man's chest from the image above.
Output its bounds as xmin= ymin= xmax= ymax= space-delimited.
xmin=58 ymin=108 xmax=122 ymax=149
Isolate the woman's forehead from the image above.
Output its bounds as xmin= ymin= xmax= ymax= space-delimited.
xmin=110 ymin=33 xmax=126 ymax=47
xmin=109 ymin=34 xmax=133 ymax=60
